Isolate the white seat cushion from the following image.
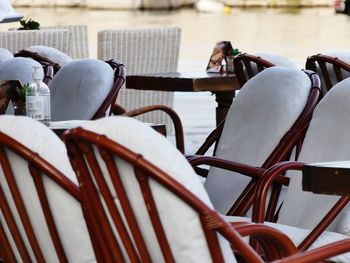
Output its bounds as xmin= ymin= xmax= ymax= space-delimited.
xmin=0 ymin=116 xmax=94 ymax=262
xmin=0 ymin=57 xmax=43 ymax=85
xmin=49 ymin=59 xmax=114 ymax=121
xmin=255 ymin=53 xmax=298 ymax=68
xmin=26 ymin=45 xmax=72 ymax=67
xmin=80 ymin=116 xmax=235 ymax=263
xmin=224 ymin=216 xmax=350 ymax=263
xmin=0 ymin=48 xmax=13 ymax=63
xmin=278 ymin=77 xmax=350 ymax=237
xmin=205 ymin=67 xmax=311 ymax=214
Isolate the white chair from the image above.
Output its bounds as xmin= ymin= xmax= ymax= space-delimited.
xmin=0 ymin=29 xmax=71 ymax=55
xmin=41 ymin=25 xmax=89 ymax=59
xmin=190 ymin=67 xmax=320 ymax=216
xmin=49 ymin=59 xmax=116 ymax=121
xmin=225 ymin=77 xmax=350 ymax=263
xmin=62 ymin=116 xmax=350 ymax=262
xmin=0 ymin=116 xmax=94 ymax=262
xmin=97 ymin=27 xmax=181 ymax=130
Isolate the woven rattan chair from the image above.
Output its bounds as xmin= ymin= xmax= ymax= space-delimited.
xmin=188 ymin=67 xmax=321 ymax=218
xmin=49 ymin=59 xmax=125 ymax=121
xmin=97 ymin=27 xmax=181 ymax=131
xmin=234 ymin=52 xmax=298 ymax=87
xmin=222 ymin=76 xmax=350 ymax=263
xmin=306 ymin=52 xmax=350 ymax=94
xmin=0 ymin=116 xmax=94 ymax=262
xmin=63 ymin=116 xmax=350 ymax=263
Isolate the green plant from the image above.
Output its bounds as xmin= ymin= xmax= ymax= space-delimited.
xmin=14 ymin=83 xmax=29 ymax=102
xmin=18 ymin=17 xmax=40 ymax=30
xmin=230 ymin=48 xmax=241 ymax=56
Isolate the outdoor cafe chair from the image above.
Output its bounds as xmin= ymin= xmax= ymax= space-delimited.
xmin=306 ymin=52 xmax=350 ymax=94
xmin=188 ymin=67 xmax=321 ymax=218
xmin=49 ymin=58 xmax=126 ymax=121
xmin=224 ymin=76 xmax=350 ymax=263
xmin=97 ymin=27 xmax=181 ymax=132
xmin=63 ymin=116 xmax=350 ymax=263
xmin=234 ymin=52 xmax=298 ymax=87
xmin=0 ymin=116 xmax=94 ymax=262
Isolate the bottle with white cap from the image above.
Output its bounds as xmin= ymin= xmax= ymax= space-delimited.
xmin=26 ymin=66 xmax=51 ymax=126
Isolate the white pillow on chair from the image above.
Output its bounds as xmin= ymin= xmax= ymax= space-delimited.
xmin=49 ymin=59 xmax=114 ymax=121
xmin=26 ymin=45 xmax=72 ymax=67
xmin=0 ymin=48 xmax=13 ymax=63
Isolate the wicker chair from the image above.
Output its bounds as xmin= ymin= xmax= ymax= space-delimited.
xmin=188 ymin=67 xmax=320 ymax=218
xmin=49 ymin=59 xmax=125 ymax=121
xmin=221 ymin=76 xmax=350 ymax=263
xmin=63 ymin=116 xmax=350 ymax=263
xmin=234 ymin=52 xmax=298 ymax=87
xmin=97 ymin=27 xmax=181 ymax=131
xmin=306 ymin=52 xmax=350 ymax=94
xmin=0 ymin=30 xmax=71 ymax=55
xmin=0 ymin=116 xmax=94 ymax=262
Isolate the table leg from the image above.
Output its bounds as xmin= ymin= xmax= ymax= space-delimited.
xmin=214 ymin=90 xmax=235 ymax=126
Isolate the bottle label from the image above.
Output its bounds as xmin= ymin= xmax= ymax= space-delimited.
xmin=26 ymin=96 xmax=44 ymax=120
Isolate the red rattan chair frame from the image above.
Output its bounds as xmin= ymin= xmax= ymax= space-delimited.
xmin=306 ymin=53 xmax=350 ymax=93
xmin=189 ymin=70 xmax=321 ymax=219
xmin=63 ymin=127 xmax=350 ymax=263
xmin=92 ymin=59 xmax=126 ymax=120
xmin=252 ymin=161 xmax=350 ymax=254
xmin=0 ymin=132 xmax=81 ymax=262
xmin=234 ymin=53 xmax=276 ymax=88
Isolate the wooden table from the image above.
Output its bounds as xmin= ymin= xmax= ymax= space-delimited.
xmin=303 ymin=161 xmax=350 ymax=195
xmin=126 ymin=71 xmax=240 ymax=126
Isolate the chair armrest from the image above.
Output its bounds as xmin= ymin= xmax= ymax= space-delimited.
xmin=121 ymin=104 xmax=185 ymax=154
xmin=110 ymin=103 xmax=127 ymax=115
xmin=252 ymin=161 xmax=304 ymax=223
xmin=188 ymin=155 xmax=266 ymax=180
xmin=276 ymin=239 xmax=350 ymax=263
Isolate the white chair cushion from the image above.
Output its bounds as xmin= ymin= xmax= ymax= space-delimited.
xmin=319 ymin=51 xmax=350 ymax=93
xmin=205 ymin=67 xmax=312 ymax=214
xmin=0 ymin=57 xmax=43 ymax=85
xmin=278 ymin=77 xmax=350 ymax=237
xmin=26 ymin=45 xmax=72 ymax=67
xmin=80 ymin=116 xmax=235 ymax=263
xmin=0 ymin=116 xmax=94 ymax=262
xmin=224 ymin=216 xmax=350 ymax=263
xmin=255 ymin=53 xmax=298 ymax=68
xmin=49 ymin=59 xmax=114 ymax=121
xmin=0 ymin=48 xmax=13 ymax=63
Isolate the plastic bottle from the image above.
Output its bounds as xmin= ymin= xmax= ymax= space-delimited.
xmin=26 ymin=66 xmax=51 ymax=126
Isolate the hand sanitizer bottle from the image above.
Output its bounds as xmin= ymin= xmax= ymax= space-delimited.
xmin=26 ymin=66 xmax=51 ymax=126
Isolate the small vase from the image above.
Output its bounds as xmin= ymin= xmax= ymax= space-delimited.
xmin=13 ymin=101 xmax=26 ymax=116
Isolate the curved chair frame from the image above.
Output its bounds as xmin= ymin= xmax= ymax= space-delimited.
xmin=306 ymin=53 xmax=350 ymax=93
xmin=189 ymin=70 xmax=321 ymax=219
xmin=234 ymin=53 xmax=275 ymax=87
xmin=0 ymin=132 xmax=82 ymax=262
xmin=63 ymin=127 xmax=350 ymax=263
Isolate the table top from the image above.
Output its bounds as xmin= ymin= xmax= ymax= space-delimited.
xmin=126 ymin=71 xmax=240 ymax=92
xmin=303 ymin=161 xmax=350 ymax=196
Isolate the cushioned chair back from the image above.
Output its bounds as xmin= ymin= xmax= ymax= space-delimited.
xmin=234 ymin=52 xmax=298 ymax=87
xmin=278 ymin=77 xmax=350 ymax=236
xmin=97 ymin=27 xmax=181 ymax=130
xmin=64 ymin=117 xmax=235 ymax=263
xmin=205 ymin=67 xmax=317 ymax=214
xmin=306 ymin=52 xmax=350 ymax=94
xmin=0 ymin=30 xmax=71 ymax=55
xmin=0 ymin=116 xmax=94 ymax=262
xmin=41 ymin=25 xmax=89 ymax=59
xmin=49 ymin=59 xmax=116 ymax=121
